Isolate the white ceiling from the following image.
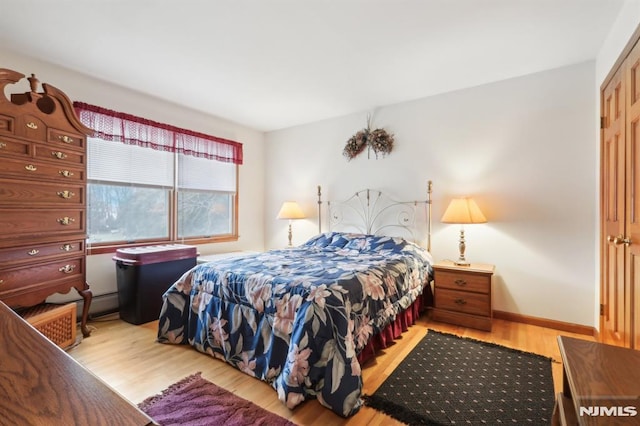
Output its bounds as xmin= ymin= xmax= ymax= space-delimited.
xmin=0 ymin=0 xmax=625 ymax=132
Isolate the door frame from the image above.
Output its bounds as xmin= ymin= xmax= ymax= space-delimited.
xmin=600 ymin=23 xmax=640 ymax=343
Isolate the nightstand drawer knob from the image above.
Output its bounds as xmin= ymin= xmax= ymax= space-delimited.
xmin=454 ymin=279 xmax=467 ymax=286
xmin=454 ymin=298 xmax=467 ymax=305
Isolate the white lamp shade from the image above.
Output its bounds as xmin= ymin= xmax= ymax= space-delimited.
xmin=441 ymin=197 xmax=487 ymax=224
xmin=277 ymin=201 xmax=305 ymax=220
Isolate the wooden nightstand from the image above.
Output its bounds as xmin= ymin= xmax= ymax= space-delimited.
xmin=431 ymin=260 xmax=495 ymax=331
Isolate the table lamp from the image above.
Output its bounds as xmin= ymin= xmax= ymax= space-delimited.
xmin=441 ymin=197 xmax=487 ymax=266
xmin=277 ymin=201 xmax=306 ymax=246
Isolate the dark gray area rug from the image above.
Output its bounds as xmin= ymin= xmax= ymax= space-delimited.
xmin=364 ymin=329 xmax=555 ymax=425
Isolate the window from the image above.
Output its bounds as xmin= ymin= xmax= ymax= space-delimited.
xmin=76 ymin=102 xmax=243 ymax=252
xmin=88 ymin=183 xmax=170 ymax=244
xmin=177 ymin=154 xmax=236 ymax=239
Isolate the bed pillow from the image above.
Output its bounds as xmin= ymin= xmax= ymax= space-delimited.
xmin=303 ymin=232 xmax=335 ymax=248
xmin=342 ymin=234 xmax=407 ymax=253
xmin=326 ymin=232 xmax=356 ymax=248
xmin=373 ymin=236 xmax=410 ymax=253
xmin=302 ymin=231 xmax=355 ymax=249
xmin=342 ymin=235 xmax=370 ymax=251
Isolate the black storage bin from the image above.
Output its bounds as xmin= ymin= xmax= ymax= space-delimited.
xmin=113 ymin=244 xmax=197 ymax=325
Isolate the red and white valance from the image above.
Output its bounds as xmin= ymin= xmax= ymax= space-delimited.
xmin=73 ymin=102 xmax=243 ymax=165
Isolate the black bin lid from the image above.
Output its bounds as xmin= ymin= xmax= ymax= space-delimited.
xmin=112 ymin=244 xmax=197 ymax=265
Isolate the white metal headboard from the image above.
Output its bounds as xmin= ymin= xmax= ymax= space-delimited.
xmin=317 ymin=181 xmax=433 ymax=251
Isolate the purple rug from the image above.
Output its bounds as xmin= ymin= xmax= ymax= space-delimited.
xmin=139 ymin=373 xmax=296 ymax=426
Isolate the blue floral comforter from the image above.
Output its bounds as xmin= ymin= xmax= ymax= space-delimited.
xmin=157 ymin=232 xmax=433 ymax=417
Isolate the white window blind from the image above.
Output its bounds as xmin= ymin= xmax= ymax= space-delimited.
xmin=88 ymin=137 xmax=174 ymax=187
xmin=178 ymin=154 xmax=236 ymax=192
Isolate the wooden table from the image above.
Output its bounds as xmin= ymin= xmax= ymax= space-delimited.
xmin=553 ymin=335 xmax=640 ymax=425
xmin=0 ymin=301 xmax=156 ymax=425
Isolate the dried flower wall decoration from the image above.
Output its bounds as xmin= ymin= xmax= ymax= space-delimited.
xmin=343 ymin=115 xmax=394 ymax=161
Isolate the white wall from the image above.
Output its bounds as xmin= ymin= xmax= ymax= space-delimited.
xmin=596 ymin=0 xmax=640 ymax=85
xmin=1 ymin=49 xmax=266 ymax=310
xmin=265 ymin=62 xmax=597 ymax=327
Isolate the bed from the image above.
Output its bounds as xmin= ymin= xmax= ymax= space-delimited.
xmin=157 ymin=184 xmax=434 ymax=417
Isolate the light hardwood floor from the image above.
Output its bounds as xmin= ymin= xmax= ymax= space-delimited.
xmin=68 ymin=313 xmax=594 ymax=425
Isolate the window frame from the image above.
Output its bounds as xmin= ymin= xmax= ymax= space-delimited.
xmin=74 ymin=102 xmax=243 ymax=255
xmin=87 ymin=160 xmax=239 ymax=256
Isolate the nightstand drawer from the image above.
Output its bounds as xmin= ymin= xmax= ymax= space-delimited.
xmin=436 ymin=288 xmax=490 ymax=316
xmin=432 ymin=309 xmax=492 ymax=331
xmin=435 ymin=270 xmax=491 ymax=294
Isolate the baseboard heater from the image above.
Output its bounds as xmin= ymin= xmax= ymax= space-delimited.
xmin=71 ymin=292 xmax=120 ymax=320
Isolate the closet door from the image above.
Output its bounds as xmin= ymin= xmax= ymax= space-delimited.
xmin=601 ymin=38 xmax=640 ymax=349
xmin=602 ymin=65 xmax=629 ymax=347
xmin=626 ymin=40 xmax=640 ymax=349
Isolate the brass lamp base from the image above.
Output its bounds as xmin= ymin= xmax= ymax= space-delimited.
xmin=287 ymin=221 xmax=293 ymax=247
xmin=455 ymin=227 xmax=470 ymax=267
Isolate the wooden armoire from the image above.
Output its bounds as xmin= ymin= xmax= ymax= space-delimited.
xmin=601 ymin=29 xmax=640 ymax=349
xmin=0 ymin=68 xmax=92 ymax=337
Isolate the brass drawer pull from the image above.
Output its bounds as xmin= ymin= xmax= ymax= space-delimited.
xmin=57 ymin=217 xmax=75 ymax=225
xmin=61 ymin=244 xmax=74 ymax=251
xmin=57 ymin=190 xmax=75 ymax=199
xmin=0 ymin=279 xmax=4 ymax=285
xmin=454 ymin=298 xmax=467 ymax=305
xmin=25 ymin=164 xmax=37 ymax=171
xmin=26 ymin=122 xmax=38 ymax=130
xmin=454 ymin=279 xmax=467 ymax=286
xmin=58 ymin=265 xmax=76 ymax=274
xmin=52 ymin=151 xmax=67 ymax=160
xmin=27 ymin=249 xmax=40 ymax=256
xmin=0 ymin=142 xmax=6 ymax=149
xmin=58 ymin=135 xmax=74 ymax=144
xmin=59 ymin=170 xmax=74 ymax=178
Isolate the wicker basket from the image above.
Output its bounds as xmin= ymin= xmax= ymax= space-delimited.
xmin=19 ymin=303 xmax=77 ymax=349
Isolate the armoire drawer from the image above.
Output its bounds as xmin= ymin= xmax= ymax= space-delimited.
xmin=0 ymin=240 xmax=85 ymax=267
xmin=0 ymin=256 xmax=84 ymax=294
xmin=33 ymin=144 xmax=85 ymax=165
xmin=0 ymin=178 xmax=84 ymax=206
xmin=0 ymin=157 xmax=85 ymax=182
xmin=14 ymin=115 xmax=46 ymax=141
xmin=0 ymin=114 xmax=14 ymax=134
xmin=0 ymin=208 xmax=85 ymax=239
xmin=48 ymin=128 xmax=86 ymax=150
xmin=0 ymin=136 xmax=30 ymax=158
xmin=435 ymin=288 xmax=491 ymax=316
